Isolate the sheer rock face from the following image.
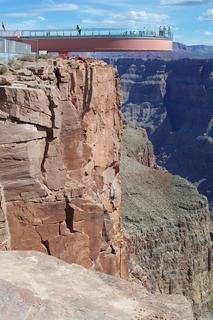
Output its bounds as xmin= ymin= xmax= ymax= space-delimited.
xmin=116 ymin=59 xmax=213 ymax=212
xmin=0 ymin=58 xmax=128 ymax=278
xmin=122 ymin=123 xmax=156 ymax=168
xmin=121 ymin=125 xmax=212 ymax=318
xmin=0 ymin=251 xmax=194 ymax=320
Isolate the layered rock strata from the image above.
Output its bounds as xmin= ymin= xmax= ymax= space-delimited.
xmin=0 ymin=58 xmax=128 ymax=278
xmin=121 ymin=124 xmax=212 ymax=318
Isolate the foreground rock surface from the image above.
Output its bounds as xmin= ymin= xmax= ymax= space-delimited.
xmin=121 ymin=124 xmax=212 ymax=318
xmin=0 ymin=58 xmax=127 ymax=277
xmin=0 ymin=251 xmax=193 ymax=320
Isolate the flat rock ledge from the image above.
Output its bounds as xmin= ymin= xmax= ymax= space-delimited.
xmin=0 ymin=251 xmax=193 ymax=320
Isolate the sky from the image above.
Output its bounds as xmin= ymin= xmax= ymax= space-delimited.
xmin=0 ymin=0 xmax=213 ymax=45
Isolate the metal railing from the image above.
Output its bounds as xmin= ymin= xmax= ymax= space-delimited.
xmin=0 ymin=27 xmax=173 ymax=40
xmin=0 ymin=38 xmax=31 ymax=62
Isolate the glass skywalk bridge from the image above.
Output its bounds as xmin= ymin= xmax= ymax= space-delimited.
xmin=0 ymin=27 xmax=173 ymax=53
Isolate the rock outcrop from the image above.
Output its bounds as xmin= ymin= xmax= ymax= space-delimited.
xmin=116 ymin=59 xmax=213 ymax=213
xmin=121 ymin=124 xmax=212 ymax=318
xmin=0 ymin=251 xmax=194 ymax=320
xmin=0 ymin=58 xmax=128 ymax=278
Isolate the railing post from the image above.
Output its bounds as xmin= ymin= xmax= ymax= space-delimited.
xmin=7 ymin=40 xmax=9 ymax=63
xmin=36 ymin=39 xmax=39 ymax=59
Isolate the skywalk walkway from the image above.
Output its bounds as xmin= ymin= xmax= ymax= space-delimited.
xmin=0 ymin=27 xmax=173 ymax=53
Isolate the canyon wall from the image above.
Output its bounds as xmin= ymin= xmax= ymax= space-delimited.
xmin=116 ymin=59 xmax=213 ymax=213
xmin=0 ymin=58 xmax=128 ymax=278
xmin=121 ymin=124 xmax=212 ymax=318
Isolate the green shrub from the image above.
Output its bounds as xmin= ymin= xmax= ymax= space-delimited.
xmin=204 ymin=294 xmax=213 ymax=319
xmin=18 ymin=54 xmax=35 ymax=62
xmin=38 ymin=54 xmax=49 ymax=60
xmin=8 ymin=59 xmax=23 ymax=70
xmin=0 ymin=64 xmax=8 ymax=74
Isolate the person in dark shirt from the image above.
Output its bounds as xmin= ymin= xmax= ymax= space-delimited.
xmin=76 ymin=25 xmax=82 ymax=36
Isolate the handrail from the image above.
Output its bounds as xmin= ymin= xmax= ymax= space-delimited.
xmin=0 ymin=27 xmax=173 ymax=40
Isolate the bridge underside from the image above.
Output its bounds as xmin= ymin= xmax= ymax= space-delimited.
xmin=9 ymin=37 xmax=172 ymax=52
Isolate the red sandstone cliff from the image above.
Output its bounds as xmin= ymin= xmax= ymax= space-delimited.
xmin=0 ymin=58 xmax=128 ymax=278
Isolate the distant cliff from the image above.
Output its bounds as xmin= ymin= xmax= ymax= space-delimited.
xmin=121 ymin=124 xmax=212 ymax=319
xmin=116 ymin=59 xmax=213 ymax=213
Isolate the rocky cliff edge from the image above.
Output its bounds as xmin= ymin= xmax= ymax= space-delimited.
xmin=0 ymin=58 xmax=128 ymax=278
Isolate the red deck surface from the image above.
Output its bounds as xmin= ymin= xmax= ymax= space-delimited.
xmin=8 ymin=37 xmax=172 ymax=52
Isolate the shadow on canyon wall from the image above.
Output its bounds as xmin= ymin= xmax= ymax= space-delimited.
xmin=112 ymin=58 xmax=213 ymax=213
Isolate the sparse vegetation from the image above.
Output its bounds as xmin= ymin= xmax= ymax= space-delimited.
xmin=38 ymin=54 xmax=49 ymax=60
xmin=209 ymin=295 xmax=213 ymax=317
xmin=18 ymin=53 xmax=49 ymax=62
xmin=8 ymin=59 xmax=23 ymax=70
xmin=200 ymin=295 xmax=213 ymax=319
xmin=18 ymin=54 xmax=35 ymax=62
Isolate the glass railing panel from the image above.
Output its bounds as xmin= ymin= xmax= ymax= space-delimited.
xmin=0 ymin=38 xmax=31 ymax=61
xmin=0 ymin=28 xmax=173 ymax=40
